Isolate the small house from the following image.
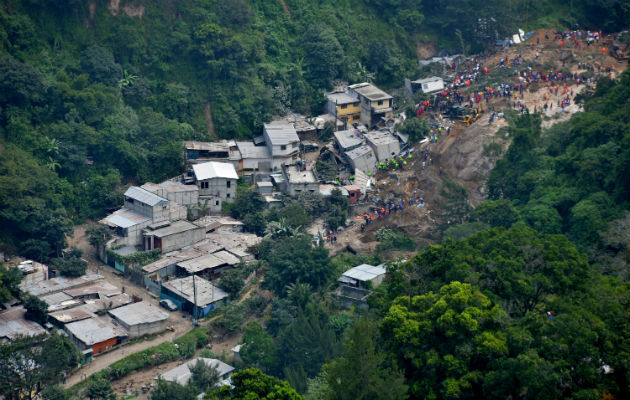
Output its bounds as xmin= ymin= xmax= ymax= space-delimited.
xmin=365 ymin=130 xmax=401 ymax=161
xmin=142 ymin=220 xmax=205 ymax=253
xmin=345 ymin=145 xmax=377 ymax=174
xmin=183 ymin=140 xmax=242 ymax=170
xmin=256 ymin=181 xmax=274 ymax=195
xmin=339 ymin=264 xmax=387 ymax=289
xmin=334 ymin=129 xmax=363 ymax=153
xmin=263 ymin=121 xmax=300 ymax=169
xmin=343 ymin=185 xmax=363 ymax=204
xmin=160 ymin=276 xmax=228 ymax=317
xmin=192 ymin=162 xmax=238 ymax=212
xmin=404 ymin=76 xmax=445 ymax=96
xmin=108 ymin=302 xmax=169 ymax=338
xmin=236 ymin=141 xmax=272 ymax=171
xmin=64 ymin=316 xmax=127 ymax=355
xmin=283 ymin=165 xmax=319 ymax=196
xmin=158 ymin=358 xmax=234 ymax=387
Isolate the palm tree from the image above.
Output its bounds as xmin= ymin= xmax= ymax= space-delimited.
xmin=46 ymin=157 xmax=60 ymax=171
xmin=264 ymin=218 xmax=303 ymax=239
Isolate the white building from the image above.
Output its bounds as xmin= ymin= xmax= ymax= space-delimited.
xmin=108 ymin=302 xmax=169 ymax=338
xmin=192 ymin=162 xmax=238 ymax=213
xmin=345 ymin=145 xmax=377 ymax=174
xmin=263 ymin=121 xmax=300 ymax=169
xmin=157 ymin=358 xmax=235 ymax=387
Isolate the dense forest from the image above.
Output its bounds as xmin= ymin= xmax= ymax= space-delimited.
xmin=0 ymin=1 xmax=629 ymax=399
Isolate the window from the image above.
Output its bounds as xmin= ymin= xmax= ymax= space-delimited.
xmin=377 ymin=100 xmax=383 ymax=106
xmin=215 ymin=200 xmax=220 ymax=206
xmin=341 ymin=104 xmax=348 ymax=109
xmin=227 ymin=180 xmax=231 ymax=188
xmin=227 ymin=193 xmax=230 ymax=198
xmin=127 ymin=198 xmax=134 ymax=204
xmin=281 ymin=145 xmax=287 ymax=150
xmin=353 ymin=115 xmax=360 ymax=120
xmin=201 ymin=181 xmax=209 ymax=189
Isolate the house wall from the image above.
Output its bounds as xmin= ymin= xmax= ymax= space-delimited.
xmin=158 ymin=226 xmax=205 ymax=253
xmin=125 ymin=319 xmax=168 ymax=338
xmin=267 ymin=142 xmax=299 ymax=158
xmin=92 ymin=337 xmax=118 ymax=355
xmin=198 ymin=177 xmax=237 ymax=202
xmin=113 ymin=220 xmax=152 ymax=247
xmin=125 ymin=199 xmax=169 ymax=223
xmin=350 ymin=152 xmax=377 ymax=174
xmin=165 ymin=190 xmax=198 ymax=207
xmin=367 ymin=139 xmax=401 ymax=161
xmin=288 ymin=181 xmax=319 ymax=197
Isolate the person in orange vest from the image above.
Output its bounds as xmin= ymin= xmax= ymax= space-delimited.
xmin=484 ymin=67 xmax=488 ymax=74
xmin=559 ymin=40 xmax=563 ymax=48
xmin=602 ymin=47 xmax=607 ymax=55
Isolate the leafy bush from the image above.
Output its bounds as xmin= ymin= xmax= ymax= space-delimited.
xmin=375 ymin=228 xmax=416 ymax=253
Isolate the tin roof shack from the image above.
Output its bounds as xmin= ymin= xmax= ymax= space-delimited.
xmin=345 ymin=145 xmax=377 ymax=174
xmin=339 ymin=264 xmax=387 ymax=289
xmin=282 ymin=165 xmax=319 ymax=197
xmin=158 ymin=358 xmax=235 ymax=387
xmin=326 ymin=91 xmax=361 ymax=128
xmin=0 ymin=306 xmax=46 ymax=341
xmin=263 ymin=121 xmax=300 ymax=169
xmin=404 ymin=76 xmax=445 ymax=96
xmin=334 ymin=264 xmax=387 ymax=309
xmin=184 ymin=141 xmax=242 ymax=170
xmin=142 ymin=220 xmax=205 ymax=252
xmin=176 ymin=250 xmax=239 ymax=279
xmin=348 ymin=83 xmax=393 ymax=127
xmin=64 ymin=316 xmax=128 ymax=355
xmin=20 ymin=273 xmax=104 ymax=298
xmin=109 ymin=302 xmax=169 ymax=338
xmin=142 ymin=181 xmax=199 ymax=208
xmin=49 ymin=307 xmax=93 ymax=327
xmin=334 ymin=129 xmax=363 ymax=153
xmin=161 ymin=276 xmax=228 ymax=317
xmin=192 ymin=162 xmax=238 ymax=213
xmin=64 ymin=281 xmax=122 ymax=300
xmin=365 ymin=130 xmax=401 ymax=161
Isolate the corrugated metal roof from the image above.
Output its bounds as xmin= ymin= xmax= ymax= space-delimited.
xmin=50 ymin=308 xmax=93 ymax=323
xmin=162 ymin=276 xmax=228 ymax=307
xmin=64 ymin=316 xmax=127 ymax=346
xmin=341 ymin=264 xmax=386 ymax=282
xmin=158 ymin=358 xmax=234 ymax=385
xmin=192 ymin=161 xmax=238 ymax=181
xmin=147 ymin=220 xmax=201 ymax=239
xmin=0 ymin=307 xmax=47 ymax=340
xmin=64 ymin=281 xmax=121 ymax=298
xmin=184 ymin=141 xmax=230 ymax=152
xmin=21 ymin=274 xmax=104 ymax=297
xmin=101 ymin=208 xmax=151 ymax=229
xmin=125 ymin=186 xmax=169 ymax=206
xmin=236 ymin=142 xmax=271 ymax=159
xmin=263 ymin=121 xmax=299 ymax=145
xmin=109 ymin=302 xmax=168 ymax=326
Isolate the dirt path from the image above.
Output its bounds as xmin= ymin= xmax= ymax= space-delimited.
xmin=204 ymin=101 xmax=216 ymax=138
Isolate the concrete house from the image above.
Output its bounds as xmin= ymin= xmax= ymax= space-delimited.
xmin=365 ymin=130 xmax=401 ymax=161
xmin=334 ymin=129 xmax=363 ymax=153
xmin=236 ymin=141 xmax=272 ymax=171
xmin=348 ymin=83 xmax=393 ymax=127
xmin=339 ymin=264 xmax=387 ymax=289
xmin=263 ymin=121 xmax=300 ymax=169
xmin=142 ymin=220 xmax=205 ymax=252
xmin=283 ymin=165 xmax=319 ymax=196
xmin=345 ymin=145 xmax=377 ymax=174
xmin=326 ymin=91 xmax=361 ymax=128
xmin=161 ymin=276 xmax=228 ymax=317
xmin=192 ymin=162 xmax=238 ymax=213
xmin=108 ymin=302 xmax=169 ymax=338
xmin=100 ymin=187 xmax=172 ymax=246
xmin=404 ymin=76 xmax=445 ymax=96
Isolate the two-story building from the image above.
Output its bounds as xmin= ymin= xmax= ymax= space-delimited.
xmin=263 ymin=121 xmax=300 ymax=170
xmin=365 ymin=129 xmax=401 ymax=161
xmin=100 ymin=187 xmax=172 ymax=247
xmin=282 ymin=165 xmax=319 ymax=196
xmin=192 ymin=161 xmax=238 ymax=213
xmin=326 ymin=91 xmax=361 ymax=129
xmin=348 ymin=82 xmax=393 ymax=127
